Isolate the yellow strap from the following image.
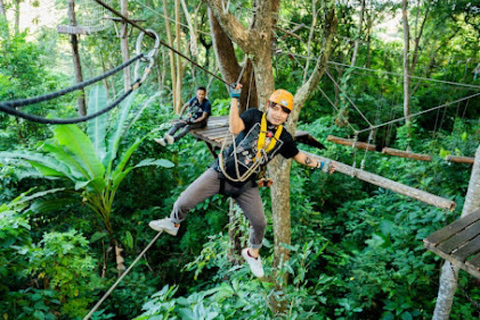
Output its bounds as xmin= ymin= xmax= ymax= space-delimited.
xmin=257 ymin=113 xmax=283 ymax=158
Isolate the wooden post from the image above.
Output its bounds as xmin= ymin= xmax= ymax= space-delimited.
xmin=445 ymin=155 xmax=474 ymax=164
xmin=327 ymin=135 xmax=376 ymax=151
xmin=302 ymin=151 xmax=455 ymax=210
xmin=68 ymin=0 xmax=86 ymax=116
xmin=382 ymin=147 xmax=432 ymax=161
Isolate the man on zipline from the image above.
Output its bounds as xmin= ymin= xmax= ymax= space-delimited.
xmin=150 ymin=84 xmax=334 ymax=278
xmin=155 ymin=86 xmax=212 ymax=146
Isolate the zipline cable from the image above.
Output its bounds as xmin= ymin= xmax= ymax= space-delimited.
xmin=91 ymin=0 xmax=229 ymax=86
xmin=356 ymin=92 xmax=480 ymax=134
xmin=83 ymin=231 xmax=164 ymax=320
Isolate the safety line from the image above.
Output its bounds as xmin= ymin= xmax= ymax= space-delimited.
xmin=92 ymin=0 xmax=228 ymax=86
xmin=356 ymin=92 xmax=480 ymax=134
xmin=325 ymin=70 xmax=374 ymax=128
xmin=0 ymin=79 xmax=140 ymax=124
xmin=83 ymin=231 xmax=163 ymax=320
xmin=317 ymin=86 xmax=358 ymax=134
xmin=0 ymin=54 xmax=143 ymax=109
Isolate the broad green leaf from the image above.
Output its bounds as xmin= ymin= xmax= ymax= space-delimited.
xmin=53 ymin=125 xmax=105 ymax=179
xmin=0 ymin=151 xmax=73 ymax=179
xmin=74 ymin=177 xmax=106 ymax=192
xmin=110 ymin=137 xmax=144 ymax=181
xmin=15 ymin=188 xmax=65 ymax=205
xmin=29 ymin=198 xmax=77 ymax=214
xmin=42 ymin=143 xmax=90 ymax=180
xmin=87 ymin=86 xmax=108 ymax=162
xmin=134 ymin=158 xmax=175 ymax=169
xmin=105 ymin=92 xmax=136 ymax=170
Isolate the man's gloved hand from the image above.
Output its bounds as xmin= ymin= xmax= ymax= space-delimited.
xmin=230 ymin=83 xmax=241 ymax=99
xmin=316 ymin=160 xmax=334 ymax=174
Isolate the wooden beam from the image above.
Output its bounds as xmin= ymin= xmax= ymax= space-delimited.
xmin=302 ymin=151 xmax=456 ymax=211
xmin=382 ymin=147 xmax=432 ymax=161
xmin=445 ymin=155 xmax=474 ymax=164
xmin=57 ymin=25 xmax=92 ymax=35
xmin=327 ymin=135 xmax=376 ymax=151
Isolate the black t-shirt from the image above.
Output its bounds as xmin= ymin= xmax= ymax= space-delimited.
xmin=185 ymin=97 xmax=212 ymax=122
xmin=214 ymin=109 xmax=299 ymax=185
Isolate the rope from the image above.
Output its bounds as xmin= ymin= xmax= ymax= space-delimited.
xmin=83 ymin=231 xmax=164 ymax=320
xmin=356 ymin=92 xmax=480 ymax=134
xmin=325 ymin=70 xmax=374 ymax=128
xmin=0 ymin=54 xmax=143 ymax=109
xmin=449 ymin=262 xmax=480 ymax=310
xmin=317 ymin=86 xmax=358 ymax=134
xmin=92 ymin=0 xmax=229 ymax=86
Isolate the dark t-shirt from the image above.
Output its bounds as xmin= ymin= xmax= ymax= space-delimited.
xmin=214 ymin=109 xmax=299 ymax=185
xmin=185 ymin=97 xmax=212 ymax=122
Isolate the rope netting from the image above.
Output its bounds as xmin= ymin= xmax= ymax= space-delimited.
xmin=71 ymin=0 xmax=114 ymax=33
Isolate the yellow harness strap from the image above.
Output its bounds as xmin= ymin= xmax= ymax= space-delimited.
xmin=257 ymin=113 xmax=283 ymax=158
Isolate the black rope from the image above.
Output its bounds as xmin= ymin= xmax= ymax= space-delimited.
xmin=0 ymin=79 xmax=141 ymax=125
xmin=0 ymin=54 xmax=143 ymax=109
xmin=91 ymin=0 xmax=229 ymax=86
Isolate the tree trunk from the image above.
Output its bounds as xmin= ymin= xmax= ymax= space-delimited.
xmin=68 ymin=0 xmax=86 ymax=116
xmin=162 ymin=0 xmax=177 ymax=112
xmin=14 ymin=0 xmax=20 ymax=34
xmin=351 ymin=0 xmax=365 ymax=67
xmin=401 ymin=0 xmax=411 ymax=136
xmin=432 ymin=144 xmax=480 ymax=320
xmin=174 ymin=0 xmax=183 ymax=113
xmin=209 ymin=10 xmax=257 ymax=112
xmin=120 ymin=0 xmax=131 ymax=91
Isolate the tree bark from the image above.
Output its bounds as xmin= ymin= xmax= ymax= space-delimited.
xmin=120 ymin=0 xmax=131 ymax=91
xmin=209 ymin=10 xmax=257 ymax=112
xmin=401 ymin=0 xmax=411 ymax=135
xmin=432 ymin=144 xmax=480 ymax=320
xmin=0 ymin=0 xmax=6 ymax=20
xmin=68 ymin=0 xmax=86 ymax=116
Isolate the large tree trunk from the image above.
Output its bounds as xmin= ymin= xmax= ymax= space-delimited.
xmin=0 ymin=0 xmax=6 ymax=21
xmin=120 ymin=0 xmax=131 ymax=91
xmin=209 ymin=10 xmax=257 ymax=112
xmin=401 ymin=0 xmax=411 ymax=136
xmin=432 ymin=145 xmax=480 ymax=319
xmin=68 ymin=0 xmax=86 ymax=116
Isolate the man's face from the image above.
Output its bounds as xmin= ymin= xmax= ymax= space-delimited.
xmin=266 ymin=102 xmax=290 ymax=126
xmin=196 ymin=89 xmax=206 ymax=102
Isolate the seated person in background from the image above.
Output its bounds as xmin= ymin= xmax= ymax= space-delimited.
xmin=155 ymin=86 xmax=212 ymax=146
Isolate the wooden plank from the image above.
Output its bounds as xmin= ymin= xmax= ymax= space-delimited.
xmin=445 ymin=155 xmax=474 ymax=164
xmin=382 ymin=147 xmax=432 ymax=161
xmin=466 ymin=251 xmax=480 ymax=272
xmin=303 ymin=151 xmax=456 ymax=210
xmin=452 ymin=235 xmax=480 ymax=262
xmin=57 ymin=25 xmax=92 ymax=35
xmin=424 ymin=209 xmax=480 ymax=246
xmin=327 ymin=135 xmax=376 ymax=151
xmin=437 ymin=220 xmax=480 ymax=253
xmin=424 ymin=241 xmax=480 ymax=279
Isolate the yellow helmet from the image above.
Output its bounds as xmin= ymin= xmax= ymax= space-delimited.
xmin=269 ymin=89 xmax=294 ymax=112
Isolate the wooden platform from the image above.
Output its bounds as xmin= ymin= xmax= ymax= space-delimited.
xmin=424 ymin=209 xmax=480 ymax=279
xmin=173 ymin=116 xmax=325 ymax=157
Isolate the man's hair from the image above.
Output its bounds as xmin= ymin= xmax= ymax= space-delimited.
xmin=197 ymin=86 xmax=207 ymax=93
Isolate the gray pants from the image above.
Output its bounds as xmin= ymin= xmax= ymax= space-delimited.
xmin=168 ymin=121 xmax=205 ymax=141
xmin=170 ymin=168 xmax=265 ymax=249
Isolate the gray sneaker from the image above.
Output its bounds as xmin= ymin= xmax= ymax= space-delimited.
xmin=164 ymin=133 xmax=174 ymax=145
xmin=154 ymin=138 xmax=166 ymax=147
xmin=242 ymin=248 xmax=264 ymax=278
xmin=149 ymin=217 xmax=180 ymax=236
